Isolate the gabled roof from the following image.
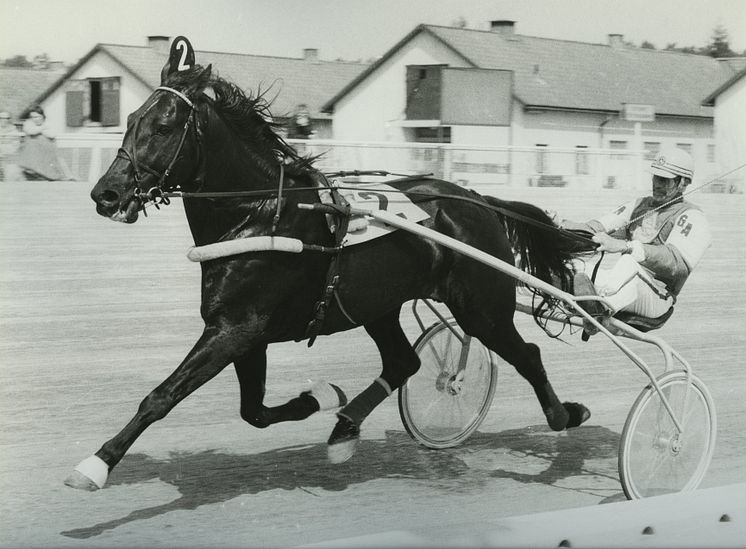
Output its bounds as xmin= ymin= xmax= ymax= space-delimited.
xmin=26 ymin=43 xmax=369 ymax=120
xmin=0 ymin=67 xmax=67 ymax=120
xmin=702 ymin=65 xmax=746 ymax=106
xmin=323 ymin=24 xmax=735 ymax=118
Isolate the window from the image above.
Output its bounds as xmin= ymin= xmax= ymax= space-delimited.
xmin=609 ymin=140 xmax=627 ymax=161
xmin=643 ymin=141 xmax=660 ymax=161
xmin=575 ymin=145 xmax=589 ymax=175
xmin=676 ymin=143 xmax=692 ymax=155
xmin=66 ymin=77 xmax=120 ymax=127
xmin=535 ymin=144 xmax=548 ymax=174
xmin=707 ymin=144 xmax=716 ymax=163
xmin=413 ymin=127 xmax=451 ymax=143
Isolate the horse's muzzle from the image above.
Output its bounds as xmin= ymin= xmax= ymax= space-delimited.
xmin=91 ymin=188 xmax=141 ymax=223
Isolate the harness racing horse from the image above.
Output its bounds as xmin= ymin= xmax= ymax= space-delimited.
xmin=67 ymin=45 xmax=592 ymax=491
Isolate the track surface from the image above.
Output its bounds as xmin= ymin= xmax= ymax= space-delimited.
xmin=1 ymin=181 xmax=744 ymax=548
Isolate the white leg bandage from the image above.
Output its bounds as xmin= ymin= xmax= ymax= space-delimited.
xmin=307 ymin=381 xmax=347 ymax=411
xmin=73 ymin=455 xmax=109 ymax=489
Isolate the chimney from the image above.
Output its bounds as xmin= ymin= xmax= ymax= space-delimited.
xmin=490 ymin=20 xmax=515 ymax=35
xmin=303 ymin=48 xmax=319 ymax=63
xmin=147 ymin=35 xmax=170 ymax=54
xmin=608 ymin=34 xmax=624 ymax=48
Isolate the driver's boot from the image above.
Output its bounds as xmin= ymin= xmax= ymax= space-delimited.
xmin=572 ymin=272 xmax=606 ymax=339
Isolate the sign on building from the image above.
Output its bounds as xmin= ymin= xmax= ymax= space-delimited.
xmin=621 ymin=103 xmax=655 ymax=122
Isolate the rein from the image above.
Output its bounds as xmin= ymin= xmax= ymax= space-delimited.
xmin=140 ymin=178 xmax=597 ymax=248
xmin=117 ymin=88 xmax=592 ymax=249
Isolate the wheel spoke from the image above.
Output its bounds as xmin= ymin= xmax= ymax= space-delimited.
xmin=400 ymin=320 xmax=497 ymax=448
xmin=620 ymin=373 xmax=715 ymax=499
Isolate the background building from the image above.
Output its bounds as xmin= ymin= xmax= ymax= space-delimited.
xmin=21 ymin=36 xmax=368 ymax=140
xmin=702 ymin=64 xmax=746 ymax=192
xmin=322 ymin=21 xmax=743 ymax=189
xmin=4 ymin=24 xmax=743 ymax=190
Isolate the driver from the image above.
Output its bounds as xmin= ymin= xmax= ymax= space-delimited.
xmin=557 ymin=147 xmax=712 ymax=324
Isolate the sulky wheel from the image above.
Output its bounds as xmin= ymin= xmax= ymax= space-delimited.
xmin=619 ymin=370 xmax=717 ymax=499
xmin=398 ymin=319 xmax=497 ymax=449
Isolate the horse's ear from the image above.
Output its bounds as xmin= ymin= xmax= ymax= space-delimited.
xmin=160 ymin=35 xmax=196 ymax=84
xmin=198 ymin=64 xmax=214 ymax=99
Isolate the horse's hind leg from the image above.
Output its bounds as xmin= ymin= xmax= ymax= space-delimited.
xmin=327 ymin=308 xmax=420 ymax=463
xmin=453 ymin=307 xmax=590 ymax=432
xmin=233 ymin=344 xmax=347 ymax=428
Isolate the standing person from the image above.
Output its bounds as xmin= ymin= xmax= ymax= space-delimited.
xmin=22 ymin=105 xmax=56 ymax=140
xmin=557 ymin=147 xmax=711 ymax=325
xmin=18 ymin=105 xmax=73 ymax=180
xmin=288 ymin=103 xmax=313 ymax=139
xmin=0 ymin=111 xmax=24 ymax=181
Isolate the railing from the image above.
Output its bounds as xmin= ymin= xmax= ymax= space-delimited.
xmin=47 ymin=134 xmax=735 ymax=192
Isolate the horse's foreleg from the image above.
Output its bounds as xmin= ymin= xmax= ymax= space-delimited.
xmin=233 ymin=345 xmax=347 ymax=428
xmin=65 ymin=328 xmax=239 ymax=491
xmin=328 ymin=310 xmax=420 ymax=463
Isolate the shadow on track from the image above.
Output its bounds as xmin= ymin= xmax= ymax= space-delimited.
xmin=62 ymin=424 xmax=622 ymax=538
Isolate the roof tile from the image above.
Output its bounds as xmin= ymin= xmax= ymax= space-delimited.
xmin=101 ymin=44 xmax=368 ymax=118
xmin=426 ymin=25 xmax=733 ymax=117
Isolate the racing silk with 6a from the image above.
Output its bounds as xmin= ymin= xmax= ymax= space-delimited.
xmin=595 ymin=197 xmax=712 ymax=297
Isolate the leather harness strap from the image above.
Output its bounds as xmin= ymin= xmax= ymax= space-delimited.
xmin=304 ymin=174 xmax=356 ymax=346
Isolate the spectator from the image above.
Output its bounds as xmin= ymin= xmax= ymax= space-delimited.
xmin=287 ymin=103 xmax=314 ymax=139
xmin=0 ymin=111 xmax=24 ymax=181
xmin=18 ymin=105 xmax=74 ymax=180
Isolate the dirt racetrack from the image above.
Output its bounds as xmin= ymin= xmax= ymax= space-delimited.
xmin=1 ymin=180 xmax=744 ymax=548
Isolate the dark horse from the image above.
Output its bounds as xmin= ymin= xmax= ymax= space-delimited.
xmin=67 ymin=50 xmax=591 ymax=491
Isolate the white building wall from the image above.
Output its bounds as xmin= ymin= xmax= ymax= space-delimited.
xmin=451 ymin=125 xmax=510 ymax=145
xmin=332 ymin=33 xmax=471 ymax=143
xmin=516 ymin=110 xmax=716 ymax=190
xmin=40 ymin=52 xmax=153 ymax=137
xmin=712 ymin=76 xmax=746 ymax=191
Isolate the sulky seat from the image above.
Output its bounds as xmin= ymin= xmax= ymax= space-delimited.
xmin=613 ymin=307 xmax=675 ymax=333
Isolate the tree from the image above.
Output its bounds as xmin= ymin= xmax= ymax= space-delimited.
xmin=640 ymin=41 xmax=656 ymax=50
xmin=663 ymin=25 xmax=737 ymax=57
xmin=701 ymin=24 xmax=737 ymax=57
xmin=2 ymin=55 xmax=33 ymax=67
xmin=32 ymin=53 xmax=51 ymax=69
xmin=451 ymin=16 xmax=467 ymax=28
xmin=663 ymin=43 xmax=700 ymax=55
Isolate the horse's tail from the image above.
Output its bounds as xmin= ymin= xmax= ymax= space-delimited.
xmin=481 ymin=195 xmax=595 ymax=292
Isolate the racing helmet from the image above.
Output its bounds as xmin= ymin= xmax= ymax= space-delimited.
xmin=650 ymin=147 xmax=694 ymax=180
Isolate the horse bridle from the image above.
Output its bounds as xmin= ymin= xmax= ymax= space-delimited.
xmin=117 ymin=86 xmax=198 ymax=206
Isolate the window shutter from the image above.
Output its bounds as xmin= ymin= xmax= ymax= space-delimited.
xmin=66 ymin=90 xmax=85 ymax=127
xmin=101 ymin=89 xmax=120 ymax=126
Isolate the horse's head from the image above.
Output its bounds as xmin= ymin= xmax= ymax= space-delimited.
xmin=91 ymin=37 xmax=212 ymax=223
xmin=91 ymin=36 xmax=317 ymax=225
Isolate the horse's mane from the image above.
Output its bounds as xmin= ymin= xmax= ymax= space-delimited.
xmin=166 ymin=65 xmax=318 ymax=177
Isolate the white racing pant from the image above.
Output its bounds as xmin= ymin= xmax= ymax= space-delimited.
xmin=588 ymin=255 xmax=674 ymax=318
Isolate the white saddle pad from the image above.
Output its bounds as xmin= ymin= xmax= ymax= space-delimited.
xmin=322 ymin=182 xmax=430 ymax=246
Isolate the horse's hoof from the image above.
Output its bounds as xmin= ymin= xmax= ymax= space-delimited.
xmin=65 ymin=455 xmax=108 ymax=490
xmin=328 ymin=439 xmax=358 ymax=464
xmin=544 ymin=405 xmax=570 ymax=431
xmin=64 ymin=470 xmax=101 ymax=491
xmin=564 ymin=401 xmax=591 ymax=428
xmin=327 ymin=415 xmax=360 ymax=464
